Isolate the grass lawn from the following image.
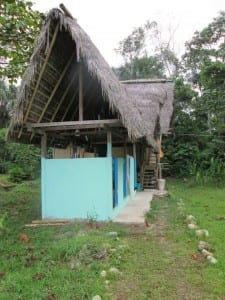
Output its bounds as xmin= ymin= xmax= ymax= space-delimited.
xmin=0 ymin=175 xmax=225 ymax=299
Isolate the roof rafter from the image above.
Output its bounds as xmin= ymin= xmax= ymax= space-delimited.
xmin=30 ymin=53 xmax=75 ymax=141
xmin=18 ymin=23 xmax=59 ymax=138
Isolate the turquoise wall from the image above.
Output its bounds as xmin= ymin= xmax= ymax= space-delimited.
xmin=42 ymin=157 xmax=113 ymax=220
xmin=41 ymin=155 xmax=136 ymax=220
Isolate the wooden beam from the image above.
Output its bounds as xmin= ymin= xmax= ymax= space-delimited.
xmin=18 ymin=24 xmax=59 ymax=138
xmin=107 ymin=130 xmax=112 ymax=157
xmin=133 ymin=142 xmax=136 ymax=160
xmin=79 ymin=63 xmax=83 ymax=121
xmin=27 ymin=119 xmax=121 ymax=131
xmin=30 ymin=53 xmax=75 ymax=141
xmin=41 ymin=133 xmax=47 ymax=158
xmin=61 ymin=130 xmax=106 ymax=136
xmin=61 ymin=93 xmax=77 ymax=121
xmin=92 ymin=140 xmax=125 ymax=145
xmin=61 ymin=86 xmax=78 ymax=121
xmin=124 ymin=138 xmax=128 ymax=156
xmin=50 ymin=71 xmax=77 ymax=122
xmin=70 ymin=75 xmax=93 ymax=121
xmin=59 ymin=3 xmax=74 ymax=19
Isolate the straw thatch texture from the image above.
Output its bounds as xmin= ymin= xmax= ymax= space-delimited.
xmin=7 ymin=8 xmax=174 ymax=150
xmin=123 ymin=80 xmax=174 ymax=135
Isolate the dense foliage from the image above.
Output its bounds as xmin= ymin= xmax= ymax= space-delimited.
xmin=0 ymin=129 xmax=40 ymax=182
xmin=0 ymin=0 xmax=44 ymax=81
xmin=0 ymin=80 xmax=17 ymax=127
xmin=115 ymin=11 xmax=225 ymax=182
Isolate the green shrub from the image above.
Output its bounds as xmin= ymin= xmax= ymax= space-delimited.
xmin=0 ymin=128 xmax=41 ymax=180
xmin=9 ymin=166 xmax=26 ymax=183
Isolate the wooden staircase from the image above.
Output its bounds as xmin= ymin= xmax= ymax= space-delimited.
xmin=142 ymin=150 xmax=158 ymax=189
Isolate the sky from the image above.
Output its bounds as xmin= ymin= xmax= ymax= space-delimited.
xmin=33 ymin=0 xmax=224 ymax=67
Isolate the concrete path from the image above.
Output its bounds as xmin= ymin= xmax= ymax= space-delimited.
xmin=113 ymin=191 xmax=153 ymax=224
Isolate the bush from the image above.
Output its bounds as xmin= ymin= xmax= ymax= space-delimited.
xmin=0 ymin=128 xmax=41 ymax=180
xmin=9 ymin=166 xmax=26 ymax=183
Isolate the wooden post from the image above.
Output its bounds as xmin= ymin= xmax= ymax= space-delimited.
xmin=124 ymin=137 xmax=127 ymax=157
xmin=158 ymin=134 xmax=162 ymax=179
xmin=107 ymin=130 xmax=112 ymax=157
xmin=41 ymin=133 xmax=47 ymax=158
xmin=132 ymin=142 xmax=136 ymax=160
xmin=133 ymin=142 xmax=137 ymax=188
xmin=79 ymin=63 xmax=83 ymax=121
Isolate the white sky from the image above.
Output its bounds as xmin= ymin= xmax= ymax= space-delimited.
xmin=33 ymin=0 xmax=224 ymax=67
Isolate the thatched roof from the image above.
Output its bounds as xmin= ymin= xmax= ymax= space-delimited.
xmin=7 ymin=8 xmax=174 ymax=150
xmin=123 ymin=79 xmax=174 ymax=135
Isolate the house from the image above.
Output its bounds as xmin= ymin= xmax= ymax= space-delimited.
xmin=7 ymin=7 xmax=174 ymax=220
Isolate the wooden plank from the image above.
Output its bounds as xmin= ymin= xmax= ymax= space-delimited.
xmin=107 ymin=130 xmax=112 ymax=157
xmin=25 ymin=223 xmax=67 ymax=227
xmin=92 ymin=140 xmax=125 ymax=145
xmin=62 ymin=129 xmax=106 ymax=136
xmin=18 ymin=24 xmax=59 ymax=138
xmin=30 ymin=53 xmax=75 ymax=141
xmin=27 ymin=119 xmax=121 ymax=130
xmin=41 ymin=133 xmax=47 ymax=158
xmin=32 ymin=219 xmax=73 ymax=224
xmin=79 ymin=63 xmax=83 ymax=121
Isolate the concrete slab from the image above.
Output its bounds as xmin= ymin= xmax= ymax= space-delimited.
xmin=145 ymin=189 xmax=169 ymax=197
xmin=113 ymin=191 xmax=153 ymax=224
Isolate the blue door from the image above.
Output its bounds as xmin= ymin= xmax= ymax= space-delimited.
xmin=123 ymin=158 xmax=128 ymax=198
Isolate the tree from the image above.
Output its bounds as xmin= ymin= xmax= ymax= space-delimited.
xmin=0 ymin=80 xmax=17 ymax=128
xmin=113 ymin=56 xmax=165 ymax=80
xmin=0 ymin=0 xmax=44 ymax=81
xmin=164 ymin=12 xmax=225 ymax=180
xmin=183 ymin=11 xmax=225 ymax=80
xmin=163 ymin=77 xmax=201 ymax=177
xmin=114 ymin=20 xmax=180 ymax=79
xmin=182 ymin=11 xmax=225 ymax=137
xmin=115 ymin=21 xmax=158 ymax=64
xmin=200 ymin=61 xmax=225 ymax=135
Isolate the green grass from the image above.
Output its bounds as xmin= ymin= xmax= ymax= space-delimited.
xmin=0 ymin=175 xmax=225 ymax=299
xmin=167 ymin=179 xmax=225 ymax=299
